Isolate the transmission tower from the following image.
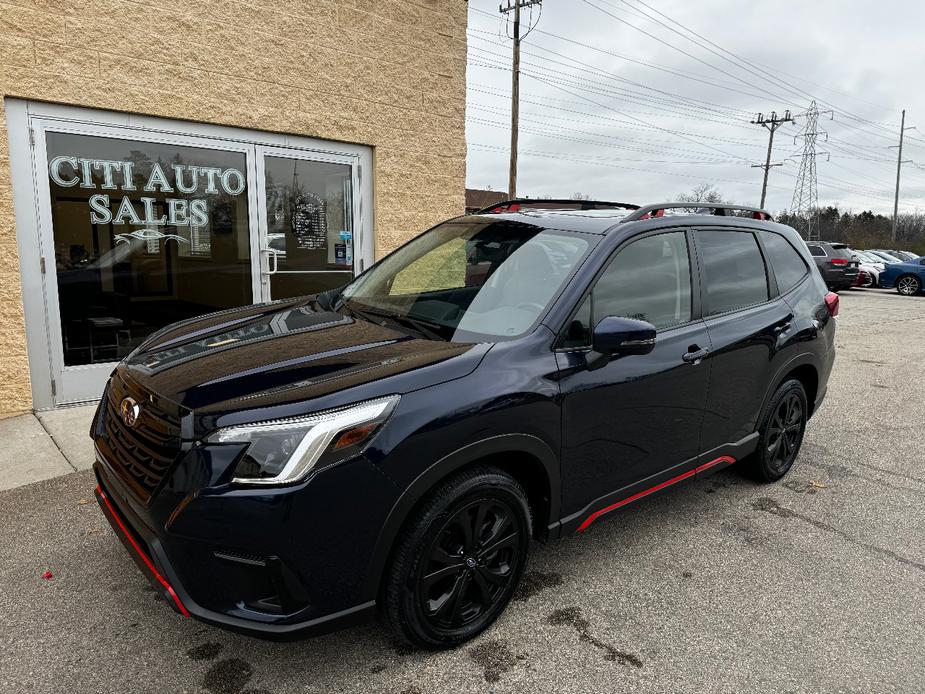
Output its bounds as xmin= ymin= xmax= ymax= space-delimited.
xmin=790 ymin=101 xmax=831 ymax=240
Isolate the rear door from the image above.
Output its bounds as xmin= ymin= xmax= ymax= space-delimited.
xmin=694 ymin=227 xmax=794 ymax=456
xmin=557 ymin=229 xmax=712 ymax=519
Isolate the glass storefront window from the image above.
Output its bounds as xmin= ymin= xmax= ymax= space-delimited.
xmin=45 ymin=132 xmax=253 ymax=366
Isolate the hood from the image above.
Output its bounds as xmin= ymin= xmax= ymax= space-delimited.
xmin=120 ymin=297 xmax=487 ymax=419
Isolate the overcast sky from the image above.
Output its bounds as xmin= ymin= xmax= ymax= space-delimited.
xmin=465 ymin=0 xmax=925 ymax=215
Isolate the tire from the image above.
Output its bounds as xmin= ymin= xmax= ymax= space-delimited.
xmin=382 ymin=466 xmax=532 ymax=649
xmin=896 ymin=274 xmax=921 ymax=296
xmin=750 ymin=379 xmax=808 ymax=482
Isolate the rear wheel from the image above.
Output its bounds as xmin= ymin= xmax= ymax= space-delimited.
xmin=751 ymin=379 xmax=808 ymax=482
xmin=896 ymin=274 xmax=921 ymax=296
xmin=383 ymin=467 xmax=531 ymax=649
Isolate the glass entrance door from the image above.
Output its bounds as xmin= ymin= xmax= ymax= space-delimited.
xmin=257 ymin=148 xmax=360 ymax=301
xmin=33 ymin=124 xmax=261 ymax=405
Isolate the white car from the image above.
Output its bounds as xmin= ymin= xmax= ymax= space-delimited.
xmin=850 ymin=250 xmax=885 ymax=287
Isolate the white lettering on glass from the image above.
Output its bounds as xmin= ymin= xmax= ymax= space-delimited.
xmin=88 ymin=194 xmax=112 ymax=224
xmin=49 ymin=156 xmax=80 ymax=187
xmin=144 ymin=162 xmax=174 ymax=193
xmin=113 ymin=196 xmax=142 ymax=225
xmin=47 ymin=154 xmax=246 ymax=226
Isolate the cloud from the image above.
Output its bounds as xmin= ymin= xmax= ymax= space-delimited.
xmin=466 ymin=0 xmax=925 ymax=214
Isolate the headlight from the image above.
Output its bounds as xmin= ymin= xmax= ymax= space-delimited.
xmin=206 ymin=395 xmax=400 ymax=485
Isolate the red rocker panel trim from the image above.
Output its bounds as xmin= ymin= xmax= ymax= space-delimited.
xmin=577 ymin=456 xmax=736 ymax=532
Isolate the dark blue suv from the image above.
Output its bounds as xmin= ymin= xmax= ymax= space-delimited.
xmin=92 ymin=200 xmax=837 ymax=648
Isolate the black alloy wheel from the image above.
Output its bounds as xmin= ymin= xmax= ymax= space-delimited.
xmin=766 ymin=392 xmax=804 ymax=474
xmin=419 ymin=498 xmax=520 ymax=630
xmin=383 ymin=467 xmax=531 ymax=648
xmin=751 ymin=379 xmax=808 ymax=482
xmin=896 ymin=275 xmax=921 ymax=296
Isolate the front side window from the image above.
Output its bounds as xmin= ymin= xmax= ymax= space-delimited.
xmin=592 ymin=231 xmax=692 ymax=330
xmin=697 ymin=230 xmax=769 ymax=315
xmin=762 ymin=232 xmax=808 ymax=293
xmin=342 ymin=221 xmax=591 ymax=341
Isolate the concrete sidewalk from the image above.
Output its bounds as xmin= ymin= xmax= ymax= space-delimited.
xmin=0 ymin=405 xmax=96 ymax=491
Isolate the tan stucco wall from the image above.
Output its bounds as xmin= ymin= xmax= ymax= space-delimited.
xmin=0 ymin=0 xmax=468 ymax=418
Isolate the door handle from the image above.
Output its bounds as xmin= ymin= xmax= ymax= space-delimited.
xmin=682 ymin=346 xmax=709 ymax=364
xmin=773 ymin=321 xmax=791 ymax=334
xmin=262 ymin=248 xmax=279 ymax=275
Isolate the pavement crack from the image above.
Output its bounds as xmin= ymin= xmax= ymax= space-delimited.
xmin=34 ymin=414 xmax=79 ymax=473
xmin=750 ymin=497 xmax=925 ymax=573
xmin=548 ymin=606 xmax=643 ymax=668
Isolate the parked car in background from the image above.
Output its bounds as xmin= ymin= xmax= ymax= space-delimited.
xmin=91 ymin=200 xmax=837 ymax=648
xmin=879 ymin=256 xmax=925 ymax=295
xmin=853 ymin=269 xmax=870 ymax=288
xmin=890 ymin=250 xmax=920 ymax=261
xmin=807 ymin=241 xmax=859 ymax=291
xmin=850 ymin=250 xmax=884 ymax=287
xmin=868 ymin=250 xmax=906 ymax=263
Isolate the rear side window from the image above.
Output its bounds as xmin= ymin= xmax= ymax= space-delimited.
xmin=592 ymin=231 xmax=692 ymax=330
xmin=807 ymin=244 xmax=826 ymax=257
xmin=697 ymin=230 xmax=769 ymax=316
xmin=762 ymin=232 xmax=808 ymax=293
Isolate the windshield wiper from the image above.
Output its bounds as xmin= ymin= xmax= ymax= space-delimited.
xmin=347 ymin=304 xmax=447 ymax=341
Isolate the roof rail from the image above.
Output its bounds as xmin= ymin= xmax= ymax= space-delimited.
xmin=621 ymin=202 xmax=773 ymax=223
xmin=476 ymin=198 xmax=640 ymax=214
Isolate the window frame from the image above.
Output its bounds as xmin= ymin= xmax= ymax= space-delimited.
xmin=691 ymin=227 xmax=775 ymax=319
xmin=554 ymin=227 xmax=700 ymax=351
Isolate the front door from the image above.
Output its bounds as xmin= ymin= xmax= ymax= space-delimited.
xmin=255 ymin=147 xmax=363 ymax=301
xmin=557 ymin=229 xmax=712 ymax=519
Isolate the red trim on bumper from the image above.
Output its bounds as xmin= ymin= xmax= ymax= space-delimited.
xmin=96 ymin=485 xmax=190 ymax=617
xmin=577 ymin=456 xmax=737 ymax=532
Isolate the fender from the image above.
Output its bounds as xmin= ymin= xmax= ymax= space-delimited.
xmin=358 ymin=433 xmax=560 ymax=602
xmin=760 ymin=351 xmax=820 ymax=419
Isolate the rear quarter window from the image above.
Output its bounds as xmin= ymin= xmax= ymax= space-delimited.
xmin=807 ymin=244 xmax=826 ymax=257
xmin=761 ymin=232 xmax=808 ymax=293
xmin=697 ymin=230 xmax=769 ymax=315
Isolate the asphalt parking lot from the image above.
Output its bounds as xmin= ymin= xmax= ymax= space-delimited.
xmin=1 ymin=289 xmax=923 ymax=694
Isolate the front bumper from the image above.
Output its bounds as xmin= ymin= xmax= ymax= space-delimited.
xmin=93 ymin=448 xmax=386 ymax=639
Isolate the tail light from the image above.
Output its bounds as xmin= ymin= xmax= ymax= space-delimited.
xmin=830 ymin=258 xmax=849 ymax=266
xmin=824 ymin=292 xmax=840 ymax=317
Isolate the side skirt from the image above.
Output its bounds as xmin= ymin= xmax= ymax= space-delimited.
xmin=560 ymin=432 xmax=759 ymax=534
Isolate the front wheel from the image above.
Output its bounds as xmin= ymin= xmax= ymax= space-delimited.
xmin=896 ymin=275 xmax=922 ymax=296
xmin=751 ymin=379 xmax=808 ymax=482
xmin=382 ymin=466 xmax=532 ymax=649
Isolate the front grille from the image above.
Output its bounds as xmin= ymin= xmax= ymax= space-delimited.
xmin=100 ymin=372 xmax=184 ymax=504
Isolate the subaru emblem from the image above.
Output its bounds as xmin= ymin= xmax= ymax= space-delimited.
xmin=120 ymin=397 xmax=140 ymax=428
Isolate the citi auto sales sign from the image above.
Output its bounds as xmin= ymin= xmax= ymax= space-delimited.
xmin=48 ymin=156 xmax=245 ymax=227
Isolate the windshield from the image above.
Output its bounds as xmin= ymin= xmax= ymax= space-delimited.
xmin=341 ymin=220 xmax=592 ymax=341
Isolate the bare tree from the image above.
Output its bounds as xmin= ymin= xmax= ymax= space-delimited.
xmin=677 ymin=184 xmax=728 ymax=204
xmin=570 ymin=192 xmax=592 ymax=201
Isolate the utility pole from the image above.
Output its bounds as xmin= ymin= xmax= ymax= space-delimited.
xmin=500 ymin=0 xmax=542 ymax=199
xmin=750 ymin=110 xmax=793 ymax=209
xmin=889 ymin=109 xmax=915 ymax=242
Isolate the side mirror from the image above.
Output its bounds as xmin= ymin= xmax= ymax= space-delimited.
xmin=592 ymin=316 xmax=657 ymax=356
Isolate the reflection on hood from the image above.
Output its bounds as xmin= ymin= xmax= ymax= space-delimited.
xmin=135 ymin=307 xmax=350 ymax=374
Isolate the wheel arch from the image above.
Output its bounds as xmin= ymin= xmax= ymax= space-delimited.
xmin=359 ymin=434 xmax=559 ymax=603
xmin=762 ymin=353 xmax=820 ymax=420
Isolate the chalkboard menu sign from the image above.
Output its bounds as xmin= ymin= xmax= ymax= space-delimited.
xmin=291 ymin=193 xmax=327 ymax=250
